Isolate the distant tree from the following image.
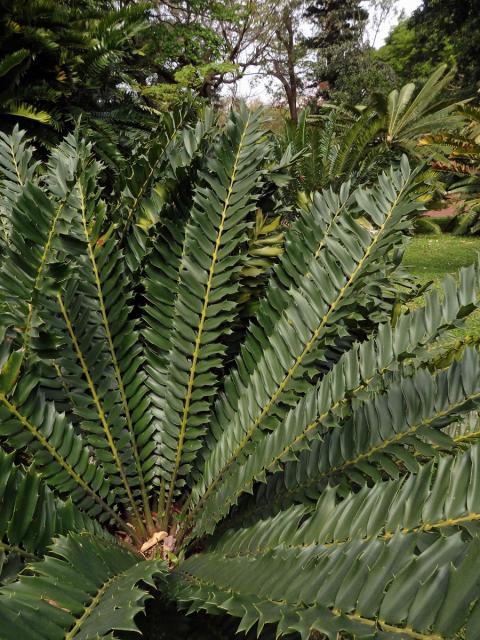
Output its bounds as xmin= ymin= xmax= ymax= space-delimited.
xmin=367 ymin=0 xmax=401 ymax=48
xmin=196 ymin=1 xmax=275 ymax=100
xmin=143 ymin=1 xmax=247 ymax=103
xmin=327 ymin=48 xmax=398 ymax=106
xmin=258 ymin=1 xmax=309 ymax=122
xmin=304 ymin=0 xmax=368 ymax=99
xmin=377 ymin=0 xmax=480 ymax=92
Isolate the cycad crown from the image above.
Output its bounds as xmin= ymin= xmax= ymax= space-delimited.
xmin=1 ymin=106 xmax=480 ymax=639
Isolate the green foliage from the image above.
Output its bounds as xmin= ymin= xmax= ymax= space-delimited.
xmin=2 ymin=109 xmax=480 ymax=638
xmin=0 ymin=0 xmax=151 ymax=144
xmin=419 ymin=104 xmax=480 ymax=235
xmin=324 ymin=46 xmax=399 ymax=106
xmin=414 ymin=216 xmax=442 ymax=235
xmin=304 ymin=0 xmax=369 ymax=101
xmin=0 ymin=0 xmax=235 ymax=163
xmin=0 ymin=533 xmax=166 ymax=639
xmin=371 ymin=65 xmax=465 ymax=154
xmin=377 ymin=1 xmax=480 ymax=92
xmin=377 ymin=19 xmax=453 ymax=83
xmin=280 ymin=65 xmax=465 ymax=194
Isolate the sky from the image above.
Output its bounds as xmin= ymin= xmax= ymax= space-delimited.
xmin=235 ymin=0 xmax=422 ymax=100
xmin=373 ymin=0 xmax=422 ymax=45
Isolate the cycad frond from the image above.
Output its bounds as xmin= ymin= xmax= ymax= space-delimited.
xmin=173 ymin=530 xmax=480 ymax=639
xmin=0 ymin=349 xmax=122 ymax=531
xmin=3 ymin=102 xmax=54 ymax=126
xmin=159 ymin=106 xmax=270 ymax=515
xmin=0 ymin=125 xmax=38 ymax=249
xmin=177 ymin=445 xmax=480 ymax=638
xmin=0 ymin=533 xmax=166 ymax=639
xmin=189 ymin=263 xmax=480 ymax=535
xmin=118 ymin=106 xmax=216 ymax=275
xmin=379 ymin=64 xmax=465 ymax=146
xmin=0 ymin=448 xmax=109 ymax=584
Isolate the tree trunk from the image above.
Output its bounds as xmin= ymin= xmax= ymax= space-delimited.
xmin=286 ymin=85 xmax=298 ymax=122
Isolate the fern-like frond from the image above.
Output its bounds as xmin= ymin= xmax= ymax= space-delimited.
xmin=0 ymin=533 xmax=166 ymax=639
xmin=198 ymin=181 xmax=353 ymax=463
xmin=51 ymin=160 xmax=155 ymax=532
xmin=187 ymin=262 xmax=480 ymax=538
xmin=143 ymin=208 xmax=188 ymax=488
xmin=118 ymin=106 xmax=216 ymax=275
xmin=297 ymin=443 xmax=480 ymax=546
xmin=0 ymin=133 xmax=86 ymax=350
xmin=280 ymin=346 xmax=480 ymax=504
xmin=383 ymin=65 xmax=465 ymax=145
xmin=191 ymin=443 xmax=480 ymax=637
xmin=0 ymin=49 xmax=29 ymax=78
xmin=172 ymin=528 xmax=480 ymax=639
xmin=0 ymin=125 xmax=38 ymax=245
xmin=3 ymin=102 xmax=54 ymax=126
xmin=0 ymin=349 xmax=124 ymax=532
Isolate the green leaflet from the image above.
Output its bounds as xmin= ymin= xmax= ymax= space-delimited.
xmin=0 ymin=533 xmax=166 ymax=640
xmin=187 ymin=158 xmax=421 ymax=530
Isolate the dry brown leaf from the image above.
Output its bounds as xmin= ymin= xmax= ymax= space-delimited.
xmin=140 ymin=530 xmax=168 ymax=553
xmin=45 ymin=598 xmax=70 ymax=613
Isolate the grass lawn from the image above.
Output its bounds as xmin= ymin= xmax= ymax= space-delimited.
xmin=403 ymin=234 xmax=480 ymax=341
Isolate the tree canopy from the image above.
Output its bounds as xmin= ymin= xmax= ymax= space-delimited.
xmin=378 ymin=0 xmax=480 ymax=92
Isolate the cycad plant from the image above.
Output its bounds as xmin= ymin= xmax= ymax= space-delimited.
xmin=282 ymin=65 xmax=465 ymax=194
xmin=2 ymin=107 xmax=480 ymax=639
xmin=419 ymin=104 xmax=480 ymax=235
